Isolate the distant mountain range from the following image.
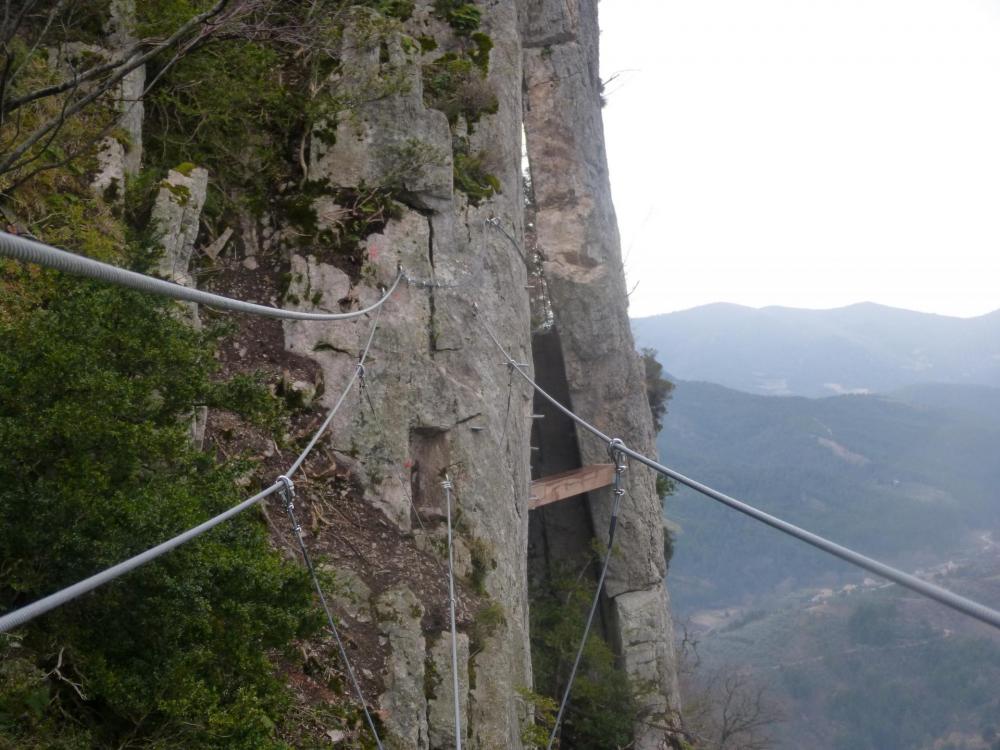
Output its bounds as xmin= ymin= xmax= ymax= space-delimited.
xmin=633 ymin=302 xmax=1000 ymax=397
xmin=657 ymin=379 xmax=1000 ymax=613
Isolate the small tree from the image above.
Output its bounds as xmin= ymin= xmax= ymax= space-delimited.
xmin=641 ymin=347 xmax=674 ymax=434
xmin=0 ymin=1 xmax=256 ymax=191
xmin=675 ymin=624 xmax=783 ymax=750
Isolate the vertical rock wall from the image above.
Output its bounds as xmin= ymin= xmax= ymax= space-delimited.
xmin=101 ymin=0 xmax=681 ymax=746
xmin=521 ymin=0 xmax=682 ymax=746
xmin=277 ymin=4 xmax=535 ymax=747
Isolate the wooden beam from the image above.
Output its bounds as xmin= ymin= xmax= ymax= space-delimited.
xmin=529 ymin=464 xmax=616 ymax=510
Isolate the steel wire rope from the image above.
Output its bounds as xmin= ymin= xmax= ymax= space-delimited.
xmin=485 ymin=217 xmax=525 ymax=261
xmin=477 ymin=313 xmax=1000 ymax=632
xmin=0 ymin=230 xmax=403 ymax=321
xmin=0 ymin=483 xmax=280 ymax=633
xmin=441 ymin=477 xmax=464 ymax=750
xmin=285 ymin=306 xmax=382 ymax=479
xmin=546 ymin=444 xmax=629 ymax=750
xmin=0 ymin=312 xmax=383 ymax=634
xmin=278 ymin=478 xmax=385 ymax=750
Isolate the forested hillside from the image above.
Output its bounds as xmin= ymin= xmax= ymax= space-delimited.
xmin=659 ymin=379 xmax=1000 ymax=612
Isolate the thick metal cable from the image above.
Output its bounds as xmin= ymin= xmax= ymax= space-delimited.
xmin=0 ymin=483 xmax=282 ymax=633
xmin=442 ymin=478 xmax=464 ymax=750
xmin=479 ymin=315 xmax=1000 ymax=632
xmin=0 ymin=230 xmax=402 ymax=321
xmin=0 ymin=310 xmax=385 ymax=633
xmin=278 ymin=478 xmax=384 ymax=750
xmin=284 ymin=307 xmax=382 ymax=479
xmin=478 ymin=314 xmax=611 ymax=444
xmin=485 ymin=217 xmax=525 ymax=260
xmin=547 ymin=444 xmax=628 ymax=750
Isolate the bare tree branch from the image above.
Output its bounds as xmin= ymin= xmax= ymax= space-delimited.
xmin=1 ymin=0 xmax=71 ymax=122
xmin=0 ymin=0 xmax=243 ymax=178
xmin=2 ymin=0 xmax=230 ymax=116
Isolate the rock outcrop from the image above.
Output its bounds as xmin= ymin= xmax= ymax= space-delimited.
xmin=276 ymin=1 xmax=681 ymax=745
xmin=521 ymin=0 xmax=682 ymax=745
xmin=279 ymin=5 xmax=535 ymax=747
xmin=101 ymin=2 xmax=681 ymax=747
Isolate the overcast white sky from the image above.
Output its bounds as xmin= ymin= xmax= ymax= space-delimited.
xmin=599 ymin=0 xmax=1000 ymax=319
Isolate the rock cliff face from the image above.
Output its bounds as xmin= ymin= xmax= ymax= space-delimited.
xmin=275 ymin=5 xmax=536 ymax=746
xmin=98 ymin=1 xmax=679 ymax=747
xmin=521 ymin=1 xmax=682 ymax=746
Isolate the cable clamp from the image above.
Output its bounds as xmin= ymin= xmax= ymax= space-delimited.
xmin=277 ymin=475 xmax=296 ymax=508
xmin=278 ymin=476 xmax=302 ymax=533
xmin=608 ymin=438 xmax=628 ymax=473
xmin=356 ymin=361 xmax=366 ymax=379
xmin=485 ymin=216 xmax=501 ymax=228
xmin=441 ymin=477 xmax=453 ymax=491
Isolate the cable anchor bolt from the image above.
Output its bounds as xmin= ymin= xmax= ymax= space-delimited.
xmin=277 ymin=475 xmax=302 ymax=533
xmin=608 ymin=438 xmax=627 ymax=469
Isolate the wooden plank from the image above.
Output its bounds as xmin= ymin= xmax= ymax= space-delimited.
xmin=529 ymin=464 xmax=616 ymax=510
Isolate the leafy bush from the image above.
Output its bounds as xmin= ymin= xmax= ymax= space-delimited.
xmin=529 ymin=565 xmax=636 ymax=749
xmin=453 ymin=140 xmax=500 ymax=205
xmin=432 ymin=0 xmax=482 ymax=34
xmin=422 ymin=53 xmax=498 ymax=128
xmin=0 ymin=268 xmax=317 ymax=748
xmin=641 ymin=347 xmax=674 ymax=434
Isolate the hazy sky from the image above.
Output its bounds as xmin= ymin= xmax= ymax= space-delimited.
xmin=599 ymin=0 xmax=1000 ymax=319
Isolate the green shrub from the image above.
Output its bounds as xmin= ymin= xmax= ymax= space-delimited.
xmin=422 ymin=53 xmax=498 ymax=128
xmin=529 ymin=565 xmax=636 ymax=749
xmin=432 ymin=0 xmax=482 ymax=34
xmin=641 ymin=348 xmax=674 ymax=434
xmin=0 ymin=267 xmax=317 ymax=748
xmin=453 ymin=141 xmax=500 ymax=205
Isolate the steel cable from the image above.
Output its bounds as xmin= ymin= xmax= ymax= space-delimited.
xmin=546 ymin=444 xmax=628 ymax=749
xmin=479 ymin=314 xmax=1000 ymax=632
xmin=0 ymin=311 xmax=385 ymax=633
xmin=278 ymin=478 xmax=385 ymax=750
xmin=442 ymin=477 xmax=464 ymax=750
xmin=0 ymin=230 xmax=402 ymax=321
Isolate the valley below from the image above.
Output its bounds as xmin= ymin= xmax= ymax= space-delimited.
xmin=635 ymin=302 xmax=1000 ymax=749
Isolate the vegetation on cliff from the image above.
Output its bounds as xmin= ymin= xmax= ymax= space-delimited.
xmin=0 ymin=236 xmax=321 ymax=747
xmin=0 ymin=1 xmax=678 ymax=748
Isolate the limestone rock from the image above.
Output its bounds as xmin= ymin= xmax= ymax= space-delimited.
xmin=309 ymin=8 xmax=453 ymax=212
xmin=412 ymin=530 xmax=472 ymax=579
xmin=614 ymin=588 xmax=680 ymax=746
xmin=282 ymin=3 xmax=536 ymax=746
xmin=427 ymin=633 xmax=470 ymax=749
xmin=110 ymin=0 xmax=146 ymax=178
xmin=326 ymin=567 xmax=373 ymax=625
xmin=91 ymin=0 xmax=144 ymax=197
xmin=189 ymin=406 xmax=208 ymax=451
xmin=92 ymin=137 xmax=126 ymax=199
xmin=152 ymin=166 xmax=209 ymax=288
xmin=523 ymin=0 xmax=682 ymax=744
xmin=376 ymin=586 xmax=429 ymax=749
